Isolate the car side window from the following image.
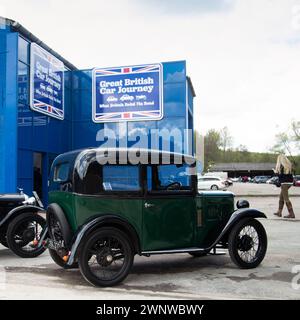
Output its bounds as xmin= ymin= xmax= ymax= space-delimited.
xmin=103 ymin=165 xmax=140 ymax=191
xmin=54 ymin=163 xmax=69 ymax=182
xmin=76 ymin=162 xmax=141 ymax=194
xmin=147 ymin=164 xmax=192 ymax=192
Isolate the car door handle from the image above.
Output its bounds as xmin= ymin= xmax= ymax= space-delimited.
xmin=144 ymin=202 xmax=155 ymax=208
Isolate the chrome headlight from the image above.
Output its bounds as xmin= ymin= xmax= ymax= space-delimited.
xmin=236 ymin=199 xmax=250 ymax=209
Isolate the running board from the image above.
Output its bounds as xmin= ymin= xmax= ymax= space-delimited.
xmin=141 ymin=247 xmax=207 ymax=255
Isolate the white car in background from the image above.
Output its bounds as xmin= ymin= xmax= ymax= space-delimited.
xmin=198 ymin=176 xmax=227 ymax=190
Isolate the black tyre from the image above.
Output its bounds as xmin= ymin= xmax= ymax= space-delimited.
xmin=228 ymin=218 xmax=267 ymax=269
xmin=0 ymin=226 xmax=9 ymax=248
xmin=7 ymin=212 xmax=46 ymax=258
xmin=48 ymin=248 xmax=78 ymax=269
xmin=0 ymin=237 xmax=8 ymax=248
xmin=211 ymin=185 xmax=218 ymax=190
xmin=189 ymin=250 xmax=209 ymax=257
xmin=78 ymin=227 xmax=134 ymax=287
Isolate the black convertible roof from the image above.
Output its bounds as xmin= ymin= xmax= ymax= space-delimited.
xmin=53 ymin=147 xmax=196 ymax=169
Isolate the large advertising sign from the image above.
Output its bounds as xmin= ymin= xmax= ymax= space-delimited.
xmin=92 ymin=63 xmax=163 ymax=123
xmin=30 ymin=43 xmax=64 ymax=120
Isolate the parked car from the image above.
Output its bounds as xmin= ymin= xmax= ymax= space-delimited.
xmin=205 ymin=173 xmax=233 ymax=187
xmin=43 ymin=148 xmax=268 ymax=287
xmin=198 ymin=176 xmax=227 ymax=190
xmin=294 ymin=175 xmax=300 ymax=187
xmin=0 ymin=190 xmax=46 ymax=257
xmin=225 ymin=178 xmax=233 ymax=187
xmin=266 ymin=176 xmax=279 ymax=185
xmin=241 ymin=176 xmax=250 ymax=183
xmin=253 ymin=176 xmax=271 ymax=184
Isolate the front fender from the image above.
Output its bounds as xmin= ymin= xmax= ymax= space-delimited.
xmin=0 ymin=205 xmax=45 ymax=227
xmin=67 ymin=215 xmax=140 ymax=266
xmin=208 ymin=208 xmax=267 ymax=250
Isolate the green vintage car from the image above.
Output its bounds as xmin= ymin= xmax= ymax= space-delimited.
xmin=45 ymin=148 xmax=267 ymax=287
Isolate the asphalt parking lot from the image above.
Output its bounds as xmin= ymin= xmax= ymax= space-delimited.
xmin=0 ymin=185 xmax=299 ymax=300
xmin=229 ymin=182 xmax=300 ymax=198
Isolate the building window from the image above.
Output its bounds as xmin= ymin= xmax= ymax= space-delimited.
xmin=18 ymin=36 xmax=30 ymax=65
xmin=18 ymin=61 xmax=29 ymax=105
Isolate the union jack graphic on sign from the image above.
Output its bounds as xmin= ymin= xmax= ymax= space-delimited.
xmin=92 ymin=63 xmax=163 ymax=123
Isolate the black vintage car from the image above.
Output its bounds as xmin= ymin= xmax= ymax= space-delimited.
xmin=0 ymin=190 xmax=47 ymax=258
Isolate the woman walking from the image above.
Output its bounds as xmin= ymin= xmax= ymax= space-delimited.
xmin=274 ymin=154 xmax=295 ymax=219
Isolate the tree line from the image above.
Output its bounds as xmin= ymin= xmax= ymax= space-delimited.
xmin=200 ymin=121 xmax=300 ymax=174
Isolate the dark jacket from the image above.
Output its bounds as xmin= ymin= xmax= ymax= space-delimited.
xmin=278 ymin=173 xmax=294 ymax=184
xmin=277 ymin=165 xmax=294 ymax=184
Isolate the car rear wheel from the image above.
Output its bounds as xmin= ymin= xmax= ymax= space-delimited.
xmin=228 ymin=218 xmax=267 ymax=269
xmin=78 ymin=227 xmax=134 ymax=287
xmin=211 ymin=185 xmax=219 ymax=190
xmin=7 ymin=212 xmax=46 ymax=258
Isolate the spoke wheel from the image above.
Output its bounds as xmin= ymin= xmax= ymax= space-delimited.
xmin=47 ymin=211 xmax=78 ymax=269
xmin=46 ymin=203 xmax=72 ymax=248
xmin=48 ymin=212 xmax=64 ymax=243
xmin=228 ymin=218 xmax=267 ymax=269
xmin=79 ymin=227 xmax=133 ymax=287
xmin=7 ymin=213 xmax=46 ymax=258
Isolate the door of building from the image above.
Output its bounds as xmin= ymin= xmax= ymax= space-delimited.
xmin=33 ymin=152 xmax=43 ymax=200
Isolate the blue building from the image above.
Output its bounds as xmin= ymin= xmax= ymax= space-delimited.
xmin=0 ymin=17 xmax=196 ymax=202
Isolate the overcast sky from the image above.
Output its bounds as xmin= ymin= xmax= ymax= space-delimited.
xmin=1 ymin=0 xmax=300 ymax=152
